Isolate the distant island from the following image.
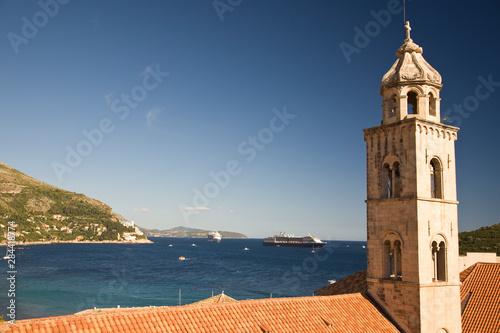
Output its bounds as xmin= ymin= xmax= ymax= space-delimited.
xmin=0 ymin=161 xmax=149 ymax=245
xmin=139 ymin=226 xmax=247 ymax=239
xmin=459 ymin=222 xmax=500 ymax=255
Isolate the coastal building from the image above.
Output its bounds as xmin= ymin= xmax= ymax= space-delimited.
xmin=123 ymin=232 xmax=137 ymax=241
xmin=121 ymin=220 xmax=135 ymax=228
xmin=134 ymin=226 xmax=144 ymax=235
xmin=458 ymin=251 xmax=500 ymax=271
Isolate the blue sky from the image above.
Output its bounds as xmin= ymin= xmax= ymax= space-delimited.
xmin=0 ymin=1 xmax=498 ymax=240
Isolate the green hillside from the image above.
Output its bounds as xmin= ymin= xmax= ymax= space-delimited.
xmin=459 ymin=223 xmax=500 ymax=255
xmin=0 ymin=161 xmax=146 ymax=244
xmin=140 ymin=226 xmax=247 ymax=239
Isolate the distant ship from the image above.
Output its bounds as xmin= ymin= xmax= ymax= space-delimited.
xmin=263 ymin=232 xmax=326 ymax=248
xmin=207 ymin=231 xmax=222 ymax=243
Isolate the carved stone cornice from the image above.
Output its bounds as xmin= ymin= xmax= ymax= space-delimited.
xmin=363 ymin=118 xmax=459 ymax=142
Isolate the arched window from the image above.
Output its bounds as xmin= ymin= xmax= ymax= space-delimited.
xmin=387 ymin=166 xmax=393 ymax=198
xmin=382 ymin=161 xmax=401 ymax=199
xmin=432 ymin=240 xmax=447 ymax=281
xmin=389 ymin=95 xmax=396 ymax=118
xmin=428 ymin=92 xmax=437 ymax=116
xmin=393 ymin=162 xmax=401 ymax=198
xmin=430 ymin=158 xmax=443 ymax=199
xmin=383 ymin=236 xmax=403 ymax=280
xmin=394 ymin=240 xmax=402 ymax=277
xmin=382 ymin=163 xmax=391 ymax=198
xmin=407 ymin=91 xmax=418 ymax=114
xmin=383 ymin=240 xmax=392 ymax=278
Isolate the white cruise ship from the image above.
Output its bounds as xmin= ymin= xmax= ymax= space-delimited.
xmin=207 ymin=231 xmax=222 ymax=243
xmin=263 ymin=232 xmax=326 ymax=248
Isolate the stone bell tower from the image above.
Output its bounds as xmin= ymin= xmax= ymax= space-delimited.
xmin=363 ymin=22 xmax=461 ymax=333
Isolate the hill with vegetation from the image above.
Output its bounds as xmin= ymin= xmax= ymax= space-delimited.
xmin=140 ymin=226 xmax=247 ymax=239
xmin=0 ymin=161 xmax=148 ymax=244
xmin=459 ymin=223 xmax=500 ymax=255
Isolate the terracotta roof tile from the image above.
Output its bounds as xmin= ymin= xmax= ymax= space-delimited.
xmin=460 ymin=262 xmax=478 ymax=282
xmin=0 ymin=294 xmax=400 ymax=333
xmin=460 ymin=262 xmax=500 ymax=333
xmin=314 ymin=270 xmax=367 ymax=296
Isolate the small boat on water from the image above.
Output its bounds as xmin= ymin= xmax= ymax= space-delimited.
xmin=168 ymin=244 xmax=173 ymax=247
xmin=191 ymin=244 xmax=197 ymax=247
xmin=2 ymin=247 xmax=9 ymax=260
xmin=178 ymin=256 xmax=186 ymax=261
xmin=243 ymin=247 xmax=249 ymax=251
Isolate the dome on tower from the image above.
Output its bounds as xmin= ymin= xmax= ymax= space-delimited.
xmin=380 ymin=22 xmax=442 ymax=94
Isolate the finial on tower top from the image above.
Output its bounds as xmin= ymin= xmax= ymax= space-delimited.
xmin=405 ymin=21 xmax=412 ymax=41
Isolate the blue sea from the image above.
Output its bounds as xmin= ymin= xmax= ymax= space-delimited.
xmin=0 ymin=238 xmax=366 ymax=320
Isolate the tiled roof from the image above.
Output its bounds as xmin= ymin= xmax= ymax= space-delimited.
xmin=460 ymin=262 xmax=500 ymax=333
xmin=188 ymin=292 xmax=237 ymax=306
xmin=314 ymin=264 xmax=500 ymax=333
xmin=459 ymin=262 xmax=478 ymax=282
xmin=0 ymin=294 xmax=400 ymax=333
xmin=314 ymin=270 xmax=367 ymax=296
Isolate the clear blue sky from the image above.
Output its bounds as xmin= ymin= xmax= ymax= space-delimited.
xmin=0 ymin=1 xmax=498 ymax=240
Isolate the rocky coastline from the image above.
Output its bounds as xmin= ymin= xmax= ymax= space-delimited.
xmin=0 ymin=238 xmax=154 ymax=246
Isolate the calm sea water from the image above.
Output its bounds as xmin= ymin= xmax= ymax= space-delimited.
xmin=0 ymin=237 xmax=366 ymax=320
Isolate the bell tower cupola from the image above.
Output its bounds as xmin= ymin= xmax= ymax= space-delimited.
xmin=380 ymin=22 xmax=442 ymax=125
